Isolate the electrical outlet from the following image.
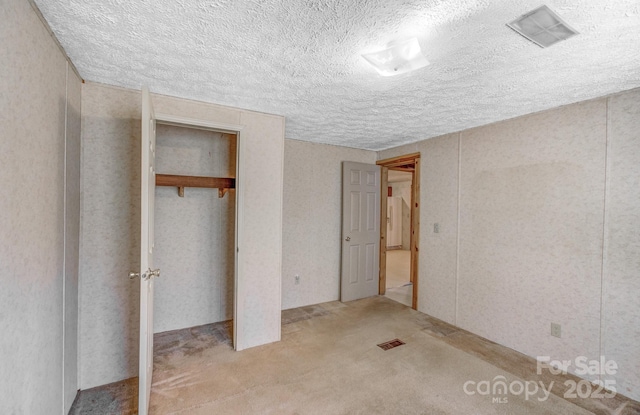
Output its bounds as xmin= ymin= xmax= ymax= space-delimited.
xmin=434 ymin=223 xmax=440 ymax=233
xmin=295 ymin=274 xmax=300 ymax=285
xmin=551 ymin=323 xmax=561 ymax=338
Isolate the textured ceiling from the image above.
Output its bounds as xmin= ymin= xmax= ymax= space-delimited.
xmin=33 ymin=0 xmax=640 ymax=150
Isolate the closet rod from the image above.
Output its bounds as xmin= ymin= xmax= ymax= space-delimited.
xmin=156 ymin=174 xmax=235 ymax=198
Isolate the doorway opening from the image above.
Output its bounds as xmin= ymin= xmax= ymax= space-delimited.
xmin=384 ymin=170 xmax=412 ymax=306
xmin=377 ymin=153 xmax=420 ymax=310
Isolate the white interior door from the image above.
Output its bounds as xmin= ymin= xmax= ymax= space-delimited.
xmin=138 ymin=86 xmax=159 ymax=415
xmin=341 ymin=162 xmax=380 ymax=302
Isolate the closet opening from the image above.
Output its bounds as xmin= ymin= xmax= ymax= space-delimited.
xmin=152 ymin=122 xmax=238 ymax=350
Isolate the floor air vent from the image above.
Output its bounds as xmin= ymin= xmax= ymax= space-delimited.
xmin=377 ymin=339 xmax=405 ymax=351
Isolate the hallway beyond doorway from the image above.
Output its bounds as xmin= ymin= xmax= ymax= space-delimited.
xmin=384 ymin=249 xmax=412 ymax=307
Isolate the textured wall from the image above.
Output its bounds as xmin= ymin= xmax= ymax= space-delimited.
xmin=418 ymin=134 xmax=460 ymax=324
xmin=234 ymin=109 xmax=284 ymax=348
xmin=282 ymin=140 xmax=376 ymax=310
xmin=378 ymin=88 xmax=640 ymax=401
xmin=0 ymin=0 xmax=81 ymax=413
xmin=80 ymin=82 xmax=283 ymax=387
xmin=79 ymin=84 xmax=141 ymax=389
xmin=602 ymin=89 xmax=640 ymax=399
xmin=458 ymin=99 xmax=606 ymax=380
xmin=377 ymin=142 xmax=420 ymax=161
xmin=154 ymin=125 xmax=235 ymax=333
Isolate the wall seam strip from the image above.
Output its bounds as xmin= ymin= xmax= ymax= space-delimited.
xmin=77 ymin=83 xmax=84 ymax=390
xmin=455 ymin=132 xmax=462 ymax=325
xmin=598 ymin=97 xmax=611 ymax=386
xmin=62 ymin=61 xmax=69 ymax=415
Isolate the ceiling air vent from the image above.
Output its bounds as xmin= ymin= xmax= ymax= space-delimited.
xmin=507 ymin=5 xmax=579 ymax=48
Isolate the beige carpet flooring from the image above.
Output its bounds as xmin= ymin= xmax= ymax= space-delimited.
xmin=150 ymin=298 xmax=637 ymax=414
xmin=71 ymin=297 xmax=639 ymax=414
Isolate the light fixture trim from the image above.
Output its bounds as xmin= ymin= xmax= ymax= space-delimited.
xmin=361 ymin=38 xmax=430 ymax=76
xmin=507 ymin=5 xmax=579 ymax=48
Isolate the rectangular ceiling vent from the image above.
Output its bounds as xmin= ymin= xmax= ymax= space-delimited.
xmin=507 ymin=5 xmax=579 ymax=48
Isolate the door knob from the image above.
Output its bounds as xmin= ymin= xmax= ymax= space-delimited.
xmin=345 ymin=236 xmax=351 ymax=241
xmin=128 ymin=268 xmax=161 ymax=280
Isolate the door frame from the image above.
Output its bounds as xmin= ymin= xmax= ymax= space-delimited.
xmin=155 ymin=112 xmax=244 ymax=349
xmin=377 ymin=153 xmax=420 ymax=310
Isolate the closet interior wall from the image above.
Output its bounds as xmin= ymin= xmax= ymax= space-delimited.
xmin=154 ymin=124 xmax=236 ymax=334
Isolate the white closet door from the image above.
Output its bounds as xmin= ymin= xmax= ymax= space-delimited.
xmin=138 ymin=86 xmax=159 ymax=415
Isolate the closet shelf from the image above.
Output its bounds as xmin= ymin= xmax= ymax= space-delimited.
xmin=156 ymin=174 xmax=235 ymax=198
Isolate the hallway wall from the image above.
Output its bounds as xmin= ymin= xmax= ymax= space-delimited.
xmin=389 ymin=180 xmax=412 ymax=250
